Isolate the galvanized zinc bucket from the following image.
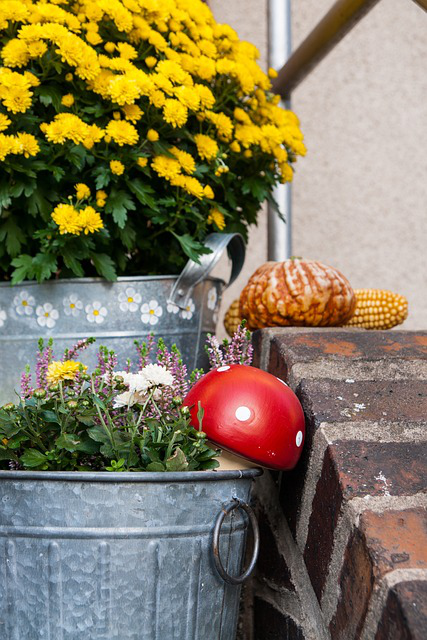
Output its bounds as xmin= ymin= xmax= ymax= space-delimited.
xmin=0 ymin=233 xmax=245 ymax=405
xmin=0 ymin=469 xmax=261 ymax=640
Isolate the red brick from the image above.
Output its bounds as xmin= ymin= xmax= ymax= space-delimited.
xmin=297 ymin=379 xmax=427 ymax=425
xmin=266 ymin=330 xmax=427 ymax=370
xmin=330 ymin=509 xmax=427 ymax=640
xmin=375 ymin=580 xmax=427 ymax=640
xmin=304 ymin=441 xmax=427 ymax=600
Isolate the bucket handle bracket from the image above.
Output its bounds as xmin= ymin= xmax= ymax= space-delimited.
xmin=168 ymin=233 xmax=245 ymax=310
xmin=212 ymin=498 xmax=259 ymax=585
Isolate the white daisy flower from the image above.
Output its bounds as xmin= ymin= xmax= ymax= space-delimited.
xmin=180 ymin=298 xmax=195 ymax=320
xmin=114 ymin=390 xmax=143 ymax=408
xmin=118 ymin=287 xmax=142 ymax=313
xmin=139 ymin=364 xmax=174 ymax=388
xmin=13 ymin=290 xmax=35 ymax=316
xmin=86 ymin=301 xmax=108 ymax=324
xmin=36 ymin=303 xmax=59 ymax=329
xmin=141 ymin=300 xmax=163 ymax=325
xmin=207 ymin=287 xmax=218 ymax=310
xmin=166 ymin=301 xmax=180 ymax=314
xmin=63 ymin=294 xmax=83 ymax=317
xmin=0 ymin=309 xmax=6 ymax=328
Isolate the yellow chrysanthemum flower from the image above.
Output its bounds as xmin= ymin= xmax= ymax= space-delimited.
xmin=61 ymin=94 xmax=74 ymax=107
xmin=146 ymin=129 xmax=159 ymax=142
xmin=75 ymin=183 xmax=90 ymax=200
xmin=122 ymin=104 xmax=143 ymax=122
xmin=79 ymin=206 xmax=104 ymax=234
xmin=137 ymin=157 xmax=148 ymax=168
xmin=0 ymin=114 xmax=11 ymax=133
xmin=110 ymin=160 xmax=125 ymax=175
xmin=170 ymin=146 xmax=195 ymax=175
xmin=47 ymin=360 xmax=86 ymax=384
xmin=145 ymin=56 xmax=157 ymax=68
xmin=152 ymin=155 xmax=181 ymax=181
xmin=162 ymin=99 xmax=188 ymax=128
xmin=207 ymin=208 xmax=226 ymax=230
xmin=194 ymin=134 xmax=218 ymax=161
xmin=203 ymin=185 xmax=214 ymax=199
xmin=14 ymin=133 xmax=39 ymax=158
xmin=105 ymin=120 xmax=138 ymax=146
xmin=51 ymin=203 xmax=82 ymax=235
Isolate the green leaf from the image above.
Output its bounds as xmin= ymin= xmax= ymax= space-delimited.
xmin=27 ymin=189 xmax=52 ymax=218
xmin=39 ymin=410 xmax=60 ymax=424
xmin=165 ymin=447 xmax=189 ymax=472
xmin=10 ymin=254 xmax=34 ymax=284
xmin=0 ymin=180 xmax=12 ymax=210
xmin=55 ymin=433 xmax=80 ymax=452
xmin=52 ymin=166 xmax=65 ymax=182
xmin=87 ymin=425 xmax=111 ymax=444
xmin=146 ymin=461 xmax=165 ymax=472
xmin=75 ymin=437 xmax=99 ymax=454
xmin=105 ymin=189 xmax=135 ymax=229
xmin=35 ymin=85 xmax=62 ymax=111
xmin=198 ymin=459 xmax=220 ymax=470
xmin=63 ymin=250 xmax=84 ymax=277
xmin=126 ymin=178 xmax=158 ymax=211
xmin=171 ymin=233 xmax=211 ymax=264
xmin=91 ymin=253 xmax=117 ymax=280
xmin=93 ymin=166 xmax=110 ymax=190
xmin=0 ymin=217 xmax=26 ymax=257
xmin=32 ymin=253 xmax=57 ymax=282
xmin=20 ymin=449 xmax=48 ymax=468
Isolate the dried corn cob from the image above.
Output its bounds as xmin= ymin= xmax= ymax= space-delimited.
xmin=224 ymin=299 xmax=244 ymax=337
xmin=344 ymin=289 xmax=408 ymax=330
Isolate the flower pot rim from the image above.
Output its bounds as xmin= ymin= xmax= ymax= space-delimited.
xmin=0 ymin=469 xmax=262 ymax=483
xmin=0 ymin=274 xmax=225 ymax=288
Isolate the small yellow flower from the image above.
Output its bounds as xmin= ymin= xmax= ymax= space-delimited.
xmin=113 ymin=111 xmax=121 ymax=120
xmin=51 ymin=204 xmax=82 ymax=235
xmin=122 ymin=104 xmax=143 ymax=122
xmin=137 ymin=157 xmax=148 ymax=168
xmin=61 ymin=94 xmax=74 ymax=107
xmin=110 ymin=160 xmax=125 ymax=175
xmin=65 ymin=73 xmax=73 ymax=82
xmin=244 ymin=150 xmax=253 ymax=158
xmin=147 ymin=129 xmax=159 ymax=142
xmin=230 ymin=141 xmax=241 ymax=153
xmin=47 ymin=360 xmax=86 ymax=385
xmin=75 ymin=183 xmax=91 ymax=200
xmin=0 ymin=114 xmax=12 ymax=133
xmin=145 ymin=56 xmax=157 ymax=68
xmin=96 ymin=190 xmax=107 ymax=200
xmin=106 ymin=120 xmax=138 ymax=146
xmin=268 ymin=67 xmax=278 ymax=79
xmin=203 ymin=185 xmax=214 ymax=199
xmin=104 ymin=42 xmax=116 ymax=53
xmin=207 ymin=208 xmax=226 ymax=231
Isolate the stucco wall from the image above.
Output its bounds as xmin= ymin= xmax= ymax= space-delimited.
xmin=209 ymin=0 xmax=427 ymax=334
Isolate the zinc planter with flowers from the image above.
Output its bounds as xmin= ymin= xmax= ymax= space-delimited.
xmin=0 ymin=0 xmax=305 ymax=399
xmin=0 ymin=328 xmax=261 ymax=639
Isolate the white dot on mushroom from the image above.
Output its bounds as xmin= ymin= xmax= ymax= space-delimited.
xmin=235 ymin=406 xmax=251 ymax=422
xmin=296 ymin=431 xmax=303 ymax=447
xmin=217 ymin=366 xmax=230 ymax=372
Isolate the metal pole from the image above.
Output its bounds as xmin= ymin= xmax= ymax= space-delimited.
xmin=272 ymin=0 xmax=382 ymax=99
xmin=268 ymin=0 xmax=292 ymax=261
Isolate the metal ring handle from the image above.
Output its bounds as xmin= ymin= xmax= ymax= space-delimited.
xmin=212 ymin=498 xmax=260 ymax=585
xmin=168 ymin=233 xmax=245 ymax=310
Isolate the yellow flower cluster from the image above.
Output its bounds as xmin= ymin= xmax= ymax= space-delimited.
xmin=0 ymin=0 xmax=306 ymax=282
xmin=51 ymin=203 xmax=103 ymax=236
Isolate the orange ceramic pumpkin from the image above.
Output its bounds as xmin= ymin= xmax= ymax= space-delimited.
xmin=239 ymin=259 xmax=356 ymax=329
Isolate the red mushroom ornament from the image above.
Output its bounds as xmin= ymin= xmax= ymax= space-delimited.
xmin=183 ymin=365 xmax=305 ymax=470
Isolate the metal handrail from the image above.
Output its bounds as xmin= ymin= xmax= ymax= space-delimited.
xmin=272 ymin=0 xmax=426 ymax=99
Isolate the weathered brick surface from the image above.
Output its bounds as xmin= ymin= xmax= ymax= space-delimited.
xmin=375 ymin=580 xmax=427 ymax=640
xmin=330 ymin=508 xmax=427 ymax=640
xmin=304 ymin=441 xmax=427 ymax=599
xmin=253 ymin=599 xmax=305 ymax=640
xmin=298 ymin=379 xmax=427 ymax=426
xmin=249 ymin=329 xmax=427 ymax=640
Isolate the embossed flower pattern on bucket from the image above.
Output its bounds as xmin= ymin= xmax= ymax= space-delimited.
xmin=141 ymin=300 xmax=163 ymax=326
xmin=36 ymin=303 xmax=59 ymax=328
